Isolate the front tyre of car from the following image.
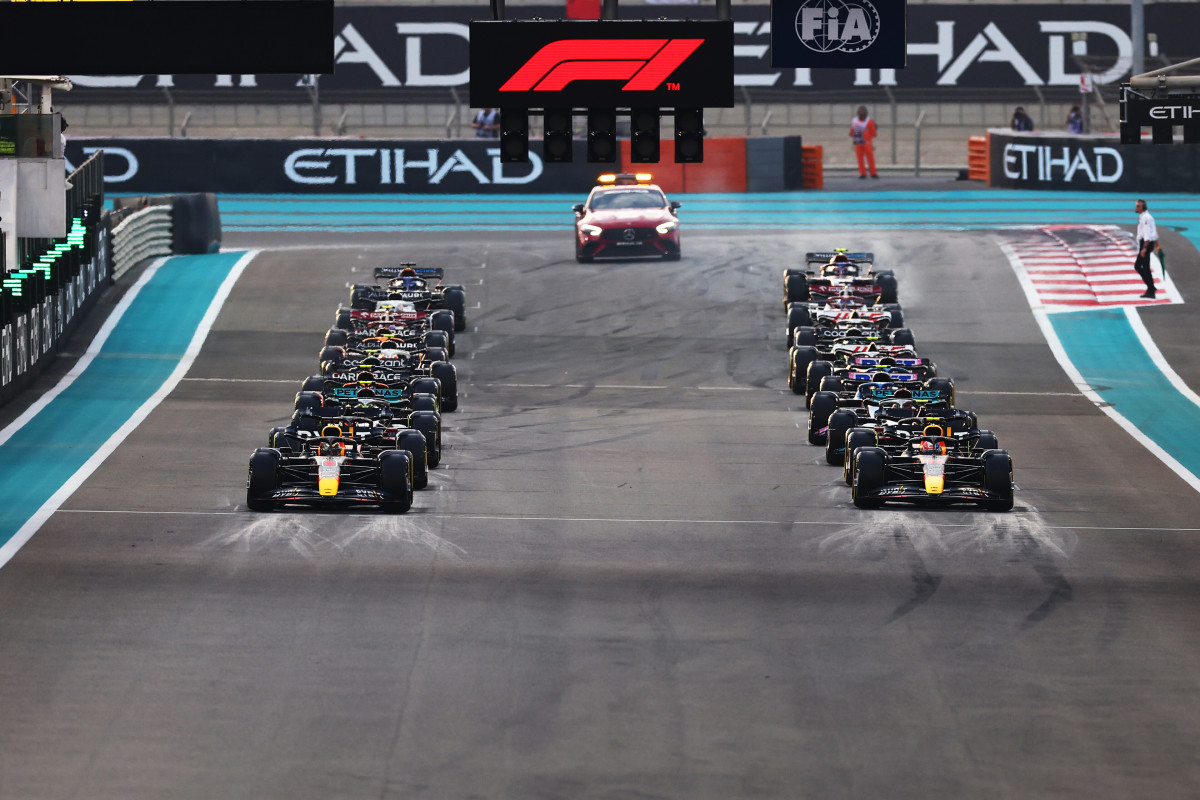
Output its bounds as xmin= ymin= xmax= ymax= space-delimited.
xmin=247 ymin=448 xmax=280 ymax=511
xmin=379 ymin=450 xmax=413 ymax=513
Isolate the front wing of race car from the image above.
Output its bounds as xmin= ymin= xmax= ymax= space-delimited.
xmin=264 ymin=485 xmax=404 ymax=508
xmin=853 ymin=482 xmax=1007 ymax=507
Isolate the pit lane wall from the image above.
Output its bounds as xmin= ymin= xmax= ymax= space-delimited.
xmin=63 ymin=137 xmax=806 ymax=195
xmin=986 ymin=130 xmax=1200 ymax=192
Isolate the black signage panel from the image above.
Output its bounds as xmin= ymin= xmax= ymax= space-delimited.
xmin=0 ymin=1 xmax=333 ymax=74
xmin=470 ymin=20 xmax=734 ymax=109
xmin=1123 ymin=96 xmax=1200 ymax=126
xmin=770 ymin=0 xmax=906 ymax=68
xmin=63 ymin=139 xmax=602 ymax=194
xmin=988 ymin=131 xmax=1200 ymax=192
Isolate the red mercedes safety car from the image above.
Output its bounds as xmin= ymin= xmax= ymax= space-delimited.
xmin=572 ymin=173 xmax=682 ymax=262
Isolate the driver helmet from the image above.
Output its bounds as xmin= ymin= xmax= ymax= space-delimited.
xmin=356 ymin=387 xmax=377 ymax=399
xmin=918 ymin=439 xmax=947 ymax=455
xmin=399 ymin=267 xmax=417 ymax=277
xmin=357 ymin=371 xmax=376 ymax=384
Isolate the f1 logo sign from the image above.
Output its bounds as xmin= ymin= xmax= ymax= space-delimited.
xmin=499 ymin=39 xmax=704 ymax=92
xmin=470 ymin=20 xmax=734 ymax=108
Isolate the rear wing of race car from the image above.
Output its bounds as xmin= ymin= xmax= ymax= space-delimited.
xmin=806 ymin=251 xmax=874 ymax=263
xmin=375 ymin=266 xmax=445 ymax=282
xmin=856 ymin=382 xmax=952 ymax=403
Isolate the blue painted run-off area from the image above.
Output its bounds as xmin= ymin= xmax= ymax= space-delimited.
xmin=0 ymin=252 xmax=246 ymax=551
xmin=1050 ymin=308 xmax=1200 ymax=479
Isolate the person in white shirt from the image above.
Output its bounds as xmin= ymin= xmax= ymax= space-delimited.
xmin=1134 ymin=198 xmax=1159 ymax=299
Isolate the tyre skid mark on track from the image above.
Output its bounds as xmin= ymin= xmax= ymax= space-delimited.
xmin=199 ymin=513 xmax=467 ymax=561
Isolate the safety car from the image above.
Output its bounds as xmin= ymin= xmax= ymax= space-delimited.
xmin=572 ymin=173 xmax=681 ymax=262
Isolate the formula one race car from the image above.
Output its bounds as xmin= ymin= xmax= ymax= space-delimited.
xmin=349 ymin=266 xmax=468 ymax=331
xmin=573 ymin=173 xmax=682 ymax=262
xmin=332 ymin=308 xmax=456 ymax=356
xmin=783 ymin=250 xmax=899 ymax=306
xmin=804 ymin=355 xmax=942 ymax=408
xmin=789 ymin=340 xmax=932 ymax=398
xmin=321 ymin=328 xmax=451 ymax=366
xmin=269 ymin=408 xmax=435 ymax=488
xmin=785 ymin=294 xmax=904 ymax=345
xmin=246 ymin=437 xmax=414 ymax=512
xmin=312 ymin=348 xmax=458 ymax=411
xmin=807 ymin=379 xmax=955 ymax=445
xmin=850 ymin=435 xmax=1014 ymax=511
xmin=832 ymin=405 xmax=996 ymax=482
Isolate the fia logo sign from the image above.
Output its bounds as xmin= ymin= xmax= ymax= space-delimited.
xmin=795 ymin=0 xmax=881 ymax=54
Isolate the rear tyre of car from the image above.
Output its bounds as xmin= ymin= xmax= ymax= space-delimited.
xmin=976 ymin=431 xmax=999 ymax=452
xmin=793 ymin=326 xmax=817 ymax=348
xmin=335 ymin=308 xmax=353 ymax=330
xmin=785 ymin=273 xmax=810 ymax=303
xmin=410 ymin=392 xmax=439 ymax=412
xmin=927 ymin=377 xmax=955 ymax=406
xmin=982 ymin=450 xmax=1014 ymax=511
xmin=350 ymin=285 xmax=374 ymax=310
xmin=891 ymin=328 xmax=916 ymax=347
xmin=808 ymin=391 xmax=838 ymax=445
xmin=806 ymin=360 xmax=834 ymax=409
xmin=318 ymin=345 xmax=343 ymax=366
xmin=295 ymin=390 xmax=323 ymax=413
xmin=247 ymin=449 xmax=279 ymax=511
xmin=789 ymin=346 xmax=817 ymax=395
xmin=844 ymin=427 xmax=878 ymax=485
xmin=431 ymin=310 xmax=455 ymax=336
xmin=825 ymin=409 xmax=857 ymax=465
xmin=379 ymin=450 xmax=413 ymax=513
xmin=301 ymin=375 xmax=326 ymax=393
xmin=324 ymin=328 xmax=348 ymax=348
xmin=819 ymin=375 xmax=843 ymax=395
xmin=443 ymin=286 xmax=468 ymax=332
xmin=876 ymin=274 xmax=899 ymax=304
xmin=410 ymin=411 xmax=442 ymax=469
xmin=852 ymin=447 xmax=887 ymax=508
xmin=431 ymin=362 xmax=458 ymax=412
xmin=885 ymin=303 xmax=904 ymax=328
xmin=426 ymin=346 xmax=448 ymax=363
xmin=786 ymin=305 xmax=812 ymax=346
xmin=396 ymin=430 xmax=429 ymax=490
xmin=424 ymin=331 xmax=450 ymax=352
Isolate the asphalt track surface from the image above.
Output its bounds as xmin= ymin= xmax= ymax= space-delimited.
xmin=3 ymin=222 xmax=1200 ymax=799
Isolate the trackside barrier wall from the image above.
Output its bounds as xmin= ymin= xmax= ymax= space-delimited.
xmin=109 ymin=206 xmax=173 ymax=279
xmin=986 ymin=130 xmax=1200 ymax=191
xmin=1 ymin=153 xmax=109 ymax=406
xmin=65 ymin=137 xmax=808 ymax=195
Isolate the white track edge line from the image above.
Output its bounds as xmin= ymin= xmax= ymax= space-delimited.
xmin=0 ymin=251 xmax=259 ymax=570
xmin=1124 ymin=306 xmax=1200 ymax=410
xmin=997 ymin=236 xmax=1200 ymax=495
xmin=0 ymin=257 xmax=170 ymax=449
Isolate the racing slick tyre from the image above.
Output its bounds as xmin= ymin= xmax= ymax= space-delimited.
xmin=876 ymin=274 xmax=899 ymax=304
xmin=885 ymin=304 xmax=904 ymax=328
xmin=792 ymin=326 xmax=817 ymax=348
xmin=378 ymin=450 xmax=414 ymax=513
xmin=789 ymin=346 xmax=818 ymax=395
xmin=426 ymin=347 xmax=448 ymax=364
xmin=927 ymin=377 xmax=955 ymax=406
xmin=268 ymin=426 xmax=289 ymax=449
xmin=443 ymin=286 xmax=468 ymax=332
xmin=295 ymin=390 xmax=324 ymax=413
xmin=246 ymin=448 xmax=280 ymax=511
xmin=324 ymin=328 xmax=348 ymax=348
xmin=806 ymin=360 xmax=835 ymax=408
xmin=891 ymin=328 xmax=916 ymax=347
xmin=410 ymin=411 xmax=442 ymax=469
xmin=431 ymin=310 xmax=456 ymax=336
xmin=852 ymin=447 xmax=887 ymax=509
xmin=301 ymin=375 xmax=326 ymax=393
xmin=844 ymin=427 xmax=878 ymax=485
xmin=424 ymin=330 xmax=451 ymax=354
xmin=351 ymin=285 xmax=374 ymax=310
xmin=396 ymin=429 xmax=429 ymax=490
xmin=785 ymin=273 xmax=810 ymax=303
xmin=786 ymin=305 xmax=812 ymax=346
xmin=808 ymin=391 xmax=838 ymax=445
xmin=981 ymin=449 xmax=1014 ymax=511
xmin=431 ymin=362 xmax=459 ymax=412
xmin=410 ymin=377 xmax=440 ymax=399
xmin=825 ymin=409 xmax=858 ymax=466
xmin=819 ymin=375 xmax=843 ymax=395
xmin=318 ymin=346 xmax=343 ymax=366
xmin=410 ymin=392 xmax=439 ymax=412
xmin=335 ymin=308 xmax=353 ymax=330
xmin=976 ymin=431 xmax=999 ymax=452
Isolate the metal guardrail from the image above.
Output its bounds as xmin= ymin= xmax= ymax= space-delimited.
xmin=110 ymin=206 xmax=173 ymax=279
